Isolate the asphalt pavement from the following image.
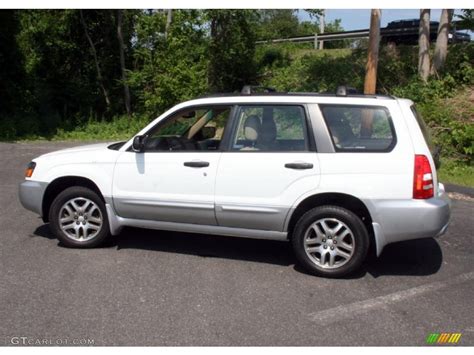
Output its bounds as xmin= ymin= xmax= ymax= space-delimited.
xmin=1 ymin=141 xmax=473 ymax=346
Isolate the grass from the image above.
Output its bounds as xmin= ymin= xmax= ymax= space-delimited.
xmin=438 ymin=158 xmax=474 ymax=188
xmin=8 ymin=115 xmax=152 ymax=142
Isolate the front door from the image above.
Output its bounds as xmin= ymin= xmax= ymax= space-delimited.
xmin=112 ymin=105 xmax=232 ymax=225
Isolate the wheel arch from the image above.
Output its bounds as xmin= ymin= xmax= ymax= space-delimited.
xmin=42 ymin=176 xmax=105 ymax=222
xmin=286 ymin=192 xmax=375 ymax=250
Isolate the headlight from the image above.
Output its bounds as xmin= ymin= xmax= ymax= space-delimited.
xmin=448 ymin=33 xmax=453 ymax=39
xmin=25 ymin=162 xmax=36 ymax=178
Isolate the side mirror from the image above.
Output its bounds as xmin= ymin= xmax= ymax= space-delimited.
xmin=201 ymin=126 xmax=216 ymax=140
xmin=132 ymin=135 xmax=147 ymax=153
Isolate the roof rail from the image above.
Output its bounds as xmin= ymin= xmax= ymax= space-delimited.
xmin=241 ymin=85 xmax=277 ymax=95
xmin=199 ymin=85 xmax=394 ymax=100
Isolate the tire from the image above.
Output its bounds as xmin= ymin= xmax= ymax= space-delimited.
xmin=49 ymin=186 xmax=110 ymax=248
xmin=291 ymin=205 xmax=369 ymax=278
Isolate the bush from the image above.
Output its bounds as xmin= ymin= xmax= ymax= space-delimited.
xmin=257 ymin=46 xmax=291 ymax=68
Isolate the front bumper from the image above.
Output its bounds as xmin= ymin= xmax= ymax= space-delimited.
xmin=365 ymin=184 xmax=451 ymax=256
xmin=18 ymin=180 xmax=48 ymax=217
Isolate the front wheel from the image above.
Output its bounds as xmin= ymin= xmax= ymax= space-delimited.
xmin=49 ymin=186 xmax=110 ymax=248
xmin=291 ymin=205 xmax=369 ymax=278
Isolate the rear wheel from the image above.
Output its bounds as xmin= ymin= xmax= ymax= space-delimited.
xmin=291 ymin=205 xmax=369 ymax=278
xmin=49 ymin=186 xmax=110 ymax=248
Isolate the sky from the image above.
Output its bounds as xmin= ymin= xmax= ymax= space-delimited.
xmin=299 ymin=9 xmax=467 ymax=31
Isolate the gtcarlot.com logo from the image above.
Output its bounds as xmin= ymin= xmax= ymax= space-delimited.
xmin=426 ymin=333 xmax=462 ymax=345
xmin=6 ymin=336 xmax=94 ymax=346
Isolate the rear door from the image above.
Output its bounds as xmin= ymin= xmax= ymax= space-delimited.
xmin=215 ymin=104 xmax=320 ymax=232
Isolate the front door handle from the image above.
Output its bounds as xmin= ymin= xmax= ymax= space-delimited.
xmin=285 ymin=162 xmax=313 ymax=170
xmin=184 ymin=161 xmax=210 ymax=168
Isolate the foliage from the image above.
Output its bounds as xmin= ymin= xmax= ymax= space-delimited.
xmin=128 ymin=10 xmax=208 ymax=116
xmin=0 ymin=11 xmax=26 ymax=116
xmin=456 ymin=9 xmax=474 ymax=31
xmin=255 ymin=10 xmax=301 ymax=40
xmin=52 ymin=115 xmax=151 ymax=141
xmin=413 ymin=88 xmax=474 ymax=160
xmin=207 ymin=10 xmax=259 ymax=92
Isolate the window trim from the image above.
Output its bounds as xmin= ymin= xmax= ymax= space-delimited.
xmin=126 ymin=104 xmax=235 ymax=153
xmin=224 ymin=103 xmax=315 ymax=153
xmin=319 ymin=104 xmax=397 ymax=153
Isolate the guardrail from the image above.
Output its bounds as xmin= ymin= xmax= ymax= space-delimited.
xmin=255 ymin=29 xmax=368 ymax=48
xmin=256 ymin=21 xmax=471 ymax=48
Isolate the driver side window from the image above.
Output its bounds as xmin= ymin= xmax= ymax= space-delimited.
xmin=144 ymin=106 xmax=231 ymax=152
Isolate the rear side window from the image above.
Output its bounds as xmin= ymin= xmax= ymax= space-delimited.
xmin=320 ymin=105 xmax=396 ymax=152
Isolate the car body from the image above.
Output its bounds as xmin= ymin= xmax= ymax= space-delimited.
xmin=382 ymin=19 xmax=471 ymax=44
xmin=19 ymin=87 xmax=451 ymax=277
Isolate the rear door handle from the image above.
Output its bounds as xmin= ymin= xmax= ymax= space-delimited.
xmin=184 ymin=161 xmax=210 ymax=168
xmin=285 ymin=162 xmax=313 ymax=170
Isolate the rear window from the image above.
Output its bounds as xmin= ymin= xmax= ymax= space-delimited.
xmin=320 ymin=105 xmax=396 ymax=152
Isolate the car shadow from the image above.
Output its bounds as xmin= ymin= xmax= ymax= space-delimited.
xmin=365 ymin=237 xmax=443 ymax=278
xmin=31 ymin=224 xmax=56 ymax=240
xmin=32 ymin=224 xmax=443 ymax=278
xmin=116 ymin=227 xmax=294 ymax=266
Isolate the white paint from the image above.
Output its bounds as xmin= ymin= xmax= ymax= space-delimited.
xmin=309 ymin=272 xmax=474 ymax=323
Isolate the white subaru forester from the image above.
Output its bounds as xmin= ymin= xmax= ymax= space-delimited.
xmin=19 ymin=86 xmax=451 ymax=277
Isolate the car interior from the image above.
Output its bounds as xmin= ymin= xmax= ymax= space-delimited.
xmin=322 ymin=106 xmax=394 ymax=151
xmin=232 ymin=106 xmax=307 ymax=151
xmin=143 ymin=107 xmax=229 ymax=151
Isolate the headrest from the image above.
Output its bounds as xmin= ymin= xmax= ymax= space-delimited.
xmin=244 ymin=115 xmax=261 ymax=142
xmin=260 ymin=116 xmax=277 ymax=143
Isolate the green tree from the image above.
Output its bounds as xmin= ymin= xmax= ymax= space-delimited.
xmin=0 ymin=10 xmax=26 ymax=117
xmin=114 ymin=9 xmax=132 ymax=116
xmin=255 ymin=10 xmax=300 ymax=40
xmin=207 ymin=10 xmax=258 ymax=92
xmin=128 ymin=10 xmax=208 ymax=115
xmin=79 ymin=9 xmax=111 ymax=110
xmin=17 ymin=10 xmax=124 ymax=123
xmin=456 ymin=9 xmax=474 ymax=30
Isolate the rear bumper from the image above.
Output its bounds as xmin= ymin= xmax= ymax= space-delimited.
xmin=364 ymin=185 xmax=451 ymax=256
xmin=18 ymin=180 xmax=48 ymax=217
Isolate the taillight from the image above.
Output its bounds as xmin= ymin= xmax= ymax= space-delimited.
xmin=413 ymin=155 xmax=434 ymax=199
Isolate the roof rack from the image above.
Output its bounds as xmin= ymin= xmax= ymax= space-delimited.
xmin=241 ymin=85 xmax=277 ymax=95
xmin=200 ymin=85 xmax=393 ymax=100
xmin=335 ymin=85 xmax=359 ymax=96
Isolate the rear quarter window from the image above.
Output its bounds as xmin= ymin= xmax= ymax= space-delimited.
xmin=320 ymin=104 xmax=396 ymax=152
xmin=410 ymin=104 xmax=434 ymax=150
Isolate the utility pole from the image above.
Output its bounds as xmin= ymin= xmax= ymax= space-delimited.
xmin=319 ymin=10 xmax=325 ymax=49
xmin=362 ymin=9 xmax=381 ymax=137
xmin=364 ymin=9 xmax=381 ymax=95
